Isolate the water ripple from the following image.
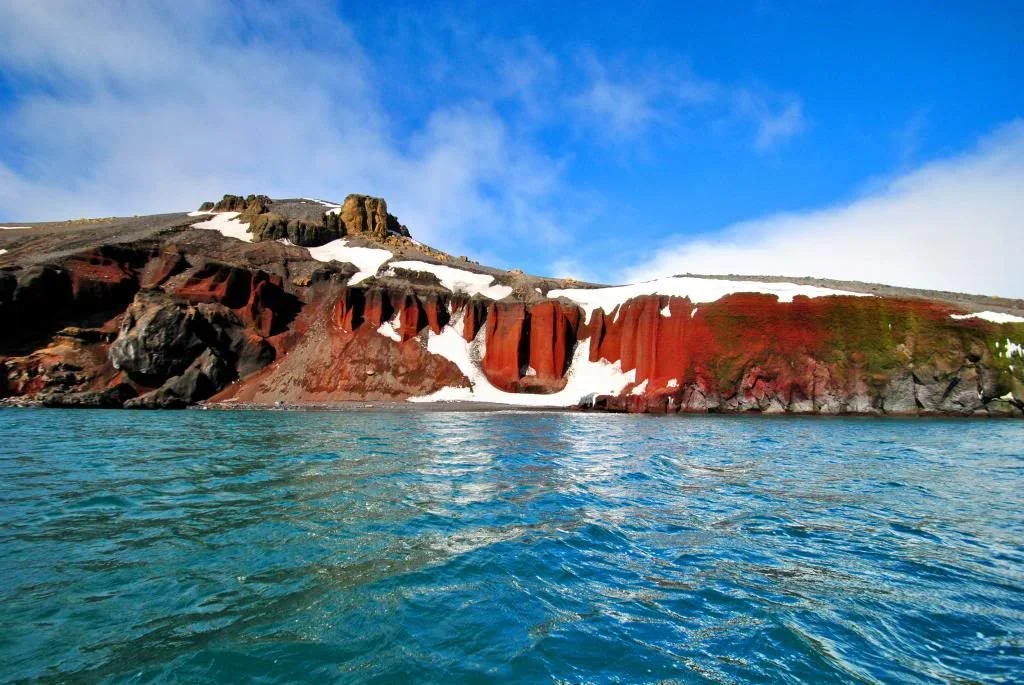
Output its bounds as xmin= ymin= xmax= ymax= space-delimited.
xmin=0 ymin=409 xmax=1022 ymax=683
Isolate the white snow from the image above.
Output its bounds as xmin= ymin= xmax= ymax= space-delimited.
xmin=524 ymin=366 xmax=537 ymax=377
xmin=187 ymin=210 xmax=213 ymax=217
xmin=660 ymin=304 xmax=671 ymax=317
xmin=376 ymin=314 xmax=402 ymax=342
xmin=389 ymin=260 xmax=513 ymax=300
xmin=691 ymin=307 xmax=699 ymax=318
xmin=631 ymin=379 xmax=649 ymax=395
xmin=667 ymin=378 xmax=679 ymax=389
xmin=0 ymin=226 xmax=30 ymax=230
xmin=191 ymin=212 xmax=251 ymax=242
xmin=410 ymin=312 xmax=635 ymax=407
xmin=950 ymin=311 xmax=1024 ymax=324
xmin=307 ymin=239 xmax=393 ymax=285
xmin=548 ymin=276 xmax=868 ymax=322
xmin=302 ymin=197 xmax=342 ymax=215
xmin=0 ymin=249 xmax=7 ymax=256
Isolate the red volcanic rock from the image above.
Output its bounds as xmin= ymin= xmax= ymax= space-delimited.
xmin=64 ymin=252 xmax=137 ymax=303
xmin=332 ymin=287 xmax=365 ymax=333
xmin=216 ymin=286 xmax=467 ymax=404
xmin=3 ymin=209 xmax=1021 ymax=417
xmin=461 ymin=298 xmax=489 ymax=342
xmin=395 ymin=292 xmax=424 ymax=342
xmin=482 ymin=303 xmax=528 ymax=392
xmin=362 ymin=288 xmax=392 ymax=329
xmin=140 ymin=252 xmax=186 ymax=288
xmin=176 ymin=263 xmax=293 ymax=336
xmin=577 ymin=291 xmax=1023 ymax=415
xmin=524 ymin=301 xmax=581 ymax=391
xmin=333 ymin=288 xmax=450 ymax=342
xmin=175 ymin=263 xmax=252 ymax=306
xmin=421 ymin=294 xmax=449 ymax=334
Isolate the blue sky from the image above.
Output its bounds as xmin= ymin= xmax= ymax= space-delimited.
xmin=1 ymin=1 xmax=1021 ymax=295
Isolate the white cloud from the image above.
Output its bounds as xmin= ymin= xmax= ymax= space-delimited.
xmin=569 ymin=53 xmax=662 ymax=140
xmin=0 ymin=0 xmax=569 ymax=259
xmin=733 ymin=89 xmax=806 ymax=151
xmin=568 ymin=55 xmax=802 ymax=151
xmin=622 ymin=121 xmax=1024 ymax=298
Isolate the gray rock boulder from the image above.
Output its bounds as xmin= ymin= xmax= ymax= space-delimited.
xmin=109 ymin=291 xmax=204 ymax=382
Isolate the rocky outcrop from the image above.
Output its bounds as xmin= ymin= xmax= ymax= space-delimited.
xmin=125 ymin=349 xmax=232 ymax=409
xmin=195 ymin=193 xmax=409 ymax=247
xmin=1 ymin=240 xmax=300 ymax=408
xmin=338 ymin=194 xmax=409 ymax=239
xmin=108 ymin=290 xmax=278 ymax=407
xmin=3 ymin=194 xmax=1022 ymax=416
xmin=205 ymin=193 xmax=272 ymax=214
xmin=578 ymin=293 xmax=1023 ymax=417
xmin=246 ymin=211 xmax=347 ymax=247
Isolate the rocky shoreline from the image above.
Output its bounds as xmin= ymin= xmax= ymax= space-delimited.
xmin=2 ymin=194 xmax=1022 ymax=417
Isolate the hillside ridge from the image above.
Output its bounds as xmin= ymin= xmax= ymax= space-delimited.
xmin=2 ymin=194 xmax=1022 ymax=416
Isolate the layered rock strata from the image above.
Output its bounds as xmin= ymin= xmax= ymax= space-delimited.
xmin=1 ymin=194 xmax=1021 ymax=416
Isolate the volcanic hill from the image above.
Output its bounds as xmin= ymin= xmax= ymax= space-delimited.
xmin=1 ymin=194 xmax=1022 ymax=416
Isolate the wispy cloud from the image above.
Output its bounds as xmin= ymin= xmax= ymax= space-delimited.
xmin=0 ymin=1 xmax=812 ymax=271
xmin=570 ymin=64 xmax=660 ymax=140
xmin=622 ymin=121 xmax=1024 ymax=298
xmin=733 ymin=89 xmax=807 ymax=151
xmin=568 ymin=54 xmax=804 ymax=150
xmin=0 ymin=0 xmax=571 ymax=260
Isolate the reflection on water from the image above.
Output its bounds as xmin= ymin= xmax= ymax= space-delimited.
xmin=0 ymin=409 xmax=1022 ymax=683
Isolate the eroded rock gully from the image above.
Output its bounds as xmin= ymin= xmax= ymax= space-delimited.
xmin=1 ymin=195 xmax=1021 ymax=416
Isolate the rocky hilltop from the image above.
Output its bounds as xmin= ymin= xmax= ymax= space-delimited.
xmin=1 ymin=194 xmax=1022 ymax=416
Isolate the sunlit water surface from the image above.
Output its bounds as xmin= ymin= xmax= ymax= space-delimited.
xmin=1 ymin=409 xmax=1022 ymax=683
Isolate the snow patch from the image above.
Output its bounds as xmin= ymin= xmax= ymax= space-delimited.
xmin=187 ymin=210 xmax=214 ymax=217
xmin=191 ymin=212 xmax=250 ymax=242
xmin=548 ymin=276 xmax=868 ymax=322
xmin=307 ymin=239 xmax=393 ymax=285
xmin=302 ymin=197 xmax=342 ymax=215
xmin=0 ymin=226 xmax=30 ymax=230
xmin=667 ymin=378 xmax=679 ymax=389
xmin=631 ymin=379 xmax=649 ymax=395
xmin=660 ymin=304 xmax=671 ymax=317
xmin=376 ymin=314 xmax=402 ymax=342
xmin=389 ymin=260 xmax=513 ymax=300
xmin=691 ymin=307 xmax=698 ymax=318
xmin=951 ymin=311 xmax=1024 ymax=324
xmin=0 ymin=249 xmax=7 ymax=256
xmin=410 ymin=313 xmax=635 ymax=407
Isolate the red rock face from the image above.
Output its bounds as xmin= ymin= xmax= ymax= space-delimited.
xmin=4 ymin=235 xmax=1021 ymax=416
xmin=2 ymin=246 xmax=303 ymax=406
xmin=580 ymin=291 xmax=1016 ymax=414
xmin=323 ymin=289 xmax=586 ymax=395
xmin=527 ymin=301 xmax=580 ymax=383
xmin=64 ymin=251 xmax=139 ymax=304
xmin=215 ymin=285 xmax=467 ymax=404
xmin=175 ymin=264 xmax=293 ymax=336
xmin=482 ymin=303 xmax=527 ymax=392
xmin=460 ymin=298 xmax=489 ymax=342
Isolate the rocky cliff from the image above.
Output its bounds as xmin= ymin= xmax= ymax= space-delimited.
xmin=1 ymin=195 xmax=1022 ymax=416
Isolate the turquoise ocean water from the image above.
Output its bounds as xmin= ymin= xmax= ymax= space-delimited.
xmin=1 ymin=409 xmax=1022 ymax=683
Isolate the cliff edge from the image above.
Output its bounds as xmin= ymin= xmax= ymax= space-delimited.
xmin=1 ymin=194 xmax=1022 ymax=416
